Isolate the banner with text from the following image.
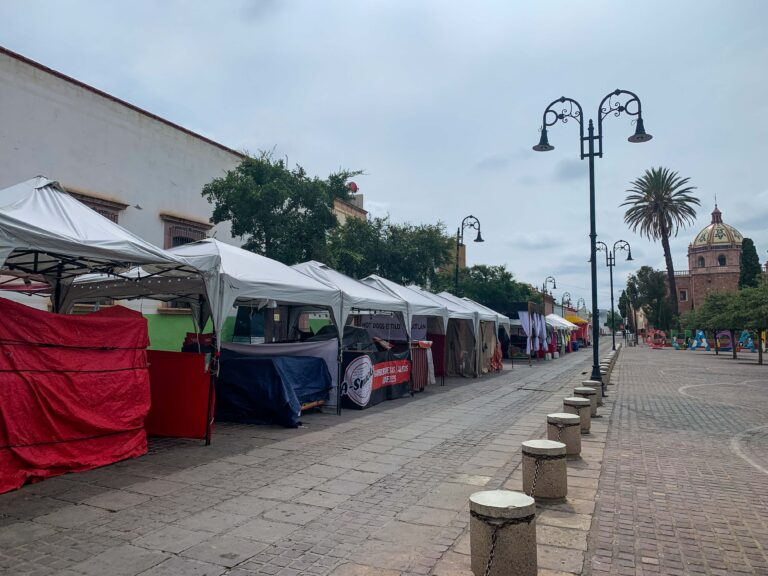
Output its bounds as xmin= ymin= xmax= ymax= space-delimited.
xmin=360 ymin=315 xmax=427 ymax=341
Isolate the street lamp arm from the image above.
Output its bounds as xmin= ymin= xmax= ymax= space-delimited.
xmin=542 ymin=96 xmax=585 ymax=129
xmin=598 ymin=89 xmax=644 ymax=123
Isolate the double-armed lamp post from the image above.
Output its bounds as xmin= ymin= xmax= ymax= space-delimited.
xmin=454 ymin=215 xmax=484 ymax=293
xmin=561 ymin=291 xmax=572 ymax=315
xmin=533 ymin=89 xmax=652 ymax=384
xmin=542 ymin=275 xmax=556 ymax=313
xmin=596 ymin=240 xmax=633 ymax=350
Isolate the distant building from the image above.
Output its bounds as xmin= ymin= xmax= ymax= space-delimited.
xmin=675 ymin=205 xmax=744 ymax=314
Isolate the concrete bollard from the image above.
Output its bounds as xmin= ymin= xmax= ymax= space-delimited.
xmin=599 ymin=365 xmax=610 ymax=384
xmin=546 ymin=413 xmax=582 ymax=457
xmin=574 ymin=386 xmax=598 ymax=416
xmin=522 ymin=440 xmax=567 ymax=501
xmin=469 ymin=490 xmax=537 ymax=576
xmin=581 ymin=379 xmax=603 ymax=406
xmin=563 ymin=396 xmax=591 ymax=433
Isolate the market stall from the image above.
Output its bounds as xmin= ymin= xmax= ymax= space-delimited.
xmin=361 ymin=274 xmax=449 ymax=391
xmin=0 ymin=176 xmax=198 ymax=492
xmin=407 ymin=286 xmax=479 ymax=378
xmin=292 ymin=261 xmax=410 ymax=410
xmin=439 ymin=291 xmax=498 ymax=375
xmin=63 ymin=239 xmax=344 ymax=432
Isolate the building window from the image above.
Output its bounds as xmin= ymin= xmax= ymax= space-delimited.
xmin=68 ymin=191 xmax=128 ymax=223
xmin=697 ymin=256 xmax=705 ymax=268
xmin=679 ymin=290 xmax=688 ymax=302
xmin=718 ymin=254 xmax=727 ymax=267
xmin=160 ymin=215 xmax=212 ymax=311
xmin=161 ymin=214 xmax=212 ymax=249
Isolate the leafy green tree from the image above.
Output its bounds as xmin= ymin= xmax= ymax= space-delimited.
xmin=329 ymin=216 xmax=453 ymax=285
xmin=625 ymin=275 xmax=641 ymax=332
xmin=202 ymin=152 xmax=362 ymax=264
xmin=633 ymin=265 xmax=672 ymax=330
xmin=622 ymin=167 xmax=700 ymax=317
xmin=379 ymin=221 xmax=454 ymax=286
xmin=618 ymin=290 xmax=631 ymax=330
xmin=606 ymin=310 xmax=624 ymax=330
xmin=739 ymin=237 xmax=762 ymax=289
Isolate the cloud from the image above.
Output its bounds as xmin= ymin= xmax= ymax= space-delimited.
xmin=507 ymin=234 xmax=563 ymax=251
xmin=475 ymin=155 xmax=511 ymax=172
xmin=553 ymin=159 xmax=587 ymax=182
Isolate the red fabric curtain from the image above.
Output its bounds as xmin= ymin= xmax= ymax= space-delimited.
xmin=0 ymin=299 xmax=150 ymax=494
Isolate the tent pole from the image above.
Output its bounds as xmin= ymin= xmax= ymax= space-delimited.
xmin=200 ymin=297 xmax=215 ymax=446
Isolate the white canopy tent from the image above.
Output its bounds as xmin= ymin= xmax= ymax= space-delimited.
xmin=546 ymin=313 xmax=579 ymax=331
xmin=0 ymin=177 xmax=196 ymax=310
xmin=439 ymin=292 xmax=499 ymax=375
xmin=292 ymin=261 xmax=408 ymax=331
xmin=407 ymin=285 xmax=477 ymax=326
xmin=361 ymin=274 xmax=449 ymax=334
xmin=462 ymin=297 xmax=511 ymax=332
xmin=62 ymin=239 xmax=343 ymax=338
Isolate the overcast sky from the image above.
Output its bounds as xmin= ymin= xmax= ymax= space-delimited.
xmin=1 ymin=0 xmax=766 ymax=306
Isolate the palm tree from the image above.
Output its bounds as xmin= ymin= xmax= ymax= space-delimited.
xmin=622 ymin=167 xmax=700 ymax=318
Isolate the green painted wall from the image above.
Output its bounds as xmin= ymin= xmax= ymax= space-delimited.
xmin=145 ymin=314 xmax=236 ymax=351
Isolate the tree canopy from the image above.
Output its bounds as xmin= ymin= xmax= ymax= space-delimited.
xmin=433 ymin=264 xmax=534 ymax=313
xmin=202 ymin=152 xmax=361 ymax=265
xmin=681 ymin=282 xmax=768 ymax=331
xmin=328 ymin=216 xmax=453 ymax=285
xmin=739 ymin=237 xmax=762 ymax=289
xmin=627 ymin=266 xmax=672 ymax=330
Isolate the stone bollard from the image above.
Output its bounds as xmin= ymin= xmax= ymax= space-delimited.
xmin=522 ymin=440 xmax=567 ymax=500
xmin=574 ymin=386 xmax=598 ymax=416
xmin=546 ymin=413 xmax=582 ymax=457
xmin=581 ymin=379 xmax=603 ymax=406
xmin=599 ymin=365 xmax=610 ymax=384
xmin=469 ymin=490 xmax=537 ymax=576
xmin=563 ymin=396 xmax=591 ymax=433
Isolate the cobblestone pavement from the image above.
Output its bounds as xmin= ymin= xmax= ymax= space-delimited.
xmin=585 ymin=345 xmax=768 ymax=576
xmin=0 ymin=349 xmax=600 ymax=576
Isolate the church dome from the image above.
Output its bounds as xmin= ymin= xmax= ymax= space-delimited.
xmin=691 ymin=205 xmax=743 ymax=247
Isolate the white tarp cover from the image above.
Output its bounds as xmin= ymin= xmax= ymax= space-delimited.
xmin=546 ymin=313 xmax=579 ymax=331
xmin=406 ymin=286 xmax=476 ymax=326
xmin=63 ymin=239 xmax=342 ymax=337
xmin=439 ymin=292 xmax=497 ymax=324
xmin=292 ymin=261 xmax=408 ymax=330
xmin=462 ymin=296 xmax=511 ymax=330
xmin=362 ymin=274 xmax=449 ymax=333
xmin=0 ymin=177 xmax=191 ymax=287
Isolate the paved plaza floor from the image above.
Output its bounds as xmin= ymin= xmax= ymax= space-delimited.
xmin=1 ymin=342 xmax=766 ymax=576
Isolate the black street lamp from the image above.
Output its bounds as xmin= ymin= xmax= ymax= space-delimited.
xmin=576 ymin=297 xmax=586 ymax=311
xmin=454 ymin=215 xmax=484 ymax=293
xmin=542 ymin=276 xmax=556 ymax=313
xmin=561 ymin=291 xmax=572 ymax=312
xmin=533 ymin=89 xmax=652 ymax=387
xmin=596 ymin=239 xmax=633 ymax=351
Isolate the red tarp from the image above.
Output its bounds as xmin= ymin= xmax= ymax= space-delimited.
xmin=0 ymin=299 xmax=150 ymax=494
xmin=146 ymin=350 xmax=211 ymax=439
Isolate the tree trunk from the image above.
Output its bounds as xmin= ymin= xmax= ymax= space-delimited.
xmin=731 ymin=329 xmax=737 ymax=360
xmin=659 ymin=225 xmax=679 ymax=318
xmin=758 ymin=329 xmax=763 ymax=366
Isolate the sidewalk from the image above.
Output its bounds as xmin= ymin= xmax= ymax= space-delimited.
xmin=585 ymin=345 xmax=768 ymax=575
xmin=0 ymin=349 xmax=599 ymax=576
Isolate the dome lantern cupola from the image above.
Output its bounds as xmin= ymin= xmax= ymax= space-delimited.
xmin=691 ymin=205 xmax=742 ymax=248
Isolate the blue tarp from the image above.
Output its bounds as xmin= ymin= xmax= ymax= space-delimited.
xmin=215 ymin=350 xmax=331 ymax=427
